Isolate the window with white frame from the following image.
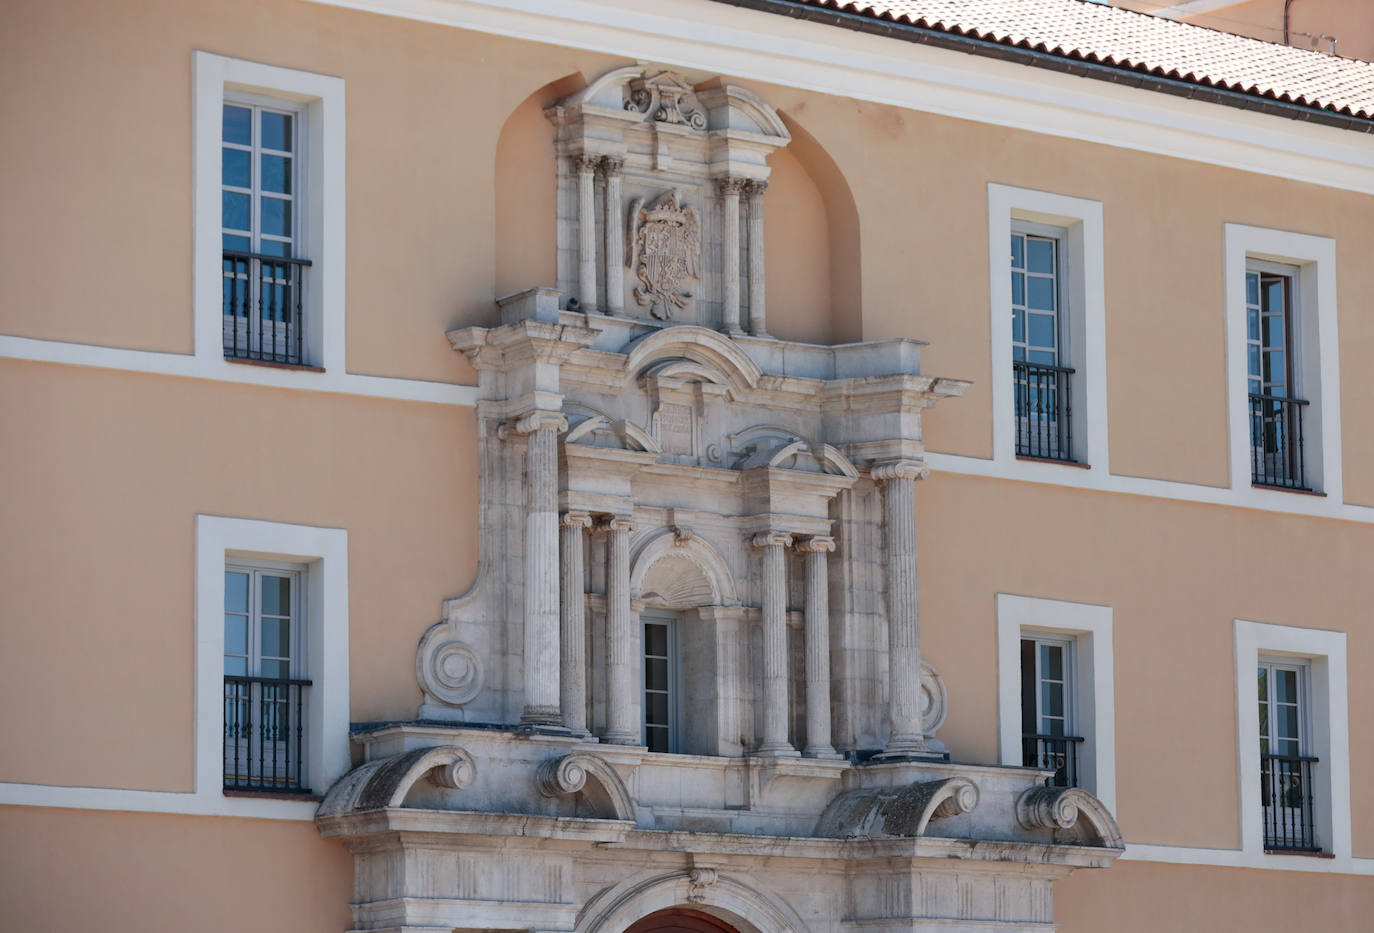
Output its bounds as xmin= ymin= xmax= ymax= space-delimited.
xmin=1245 ymin=260 xmax=1309 ymax=490
xmin=641 ymin=612 xmax=681 ymax=753
xmin=1257 ymin=656 xmax=1318 ymax=851
xmin=221 ymin=97 xmax=310 ymax=365
xmin=1224 ymin=225 xmax=1340 ymax=501
xmin=223 ymin=561 xmax=312 ymax=793
xmin=1020 ymin=633 xmax=1082 ymax=788
xmin=193 ymin=52 xmax=343 ymax=374
xmin=997 ymin=594 xmax=1115 ymax=812
xmin=988 ymin=185 xmax=1106 ymax=474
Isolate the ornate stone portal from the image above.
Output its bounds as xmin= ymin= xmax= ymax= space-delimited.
xmin=319 ymin=66 xmax=1121 ymax=933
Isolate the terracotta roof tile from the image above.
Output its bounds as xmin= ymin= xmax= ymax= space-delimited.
xmin=754 ymin=0 xmax=1374 ymax=121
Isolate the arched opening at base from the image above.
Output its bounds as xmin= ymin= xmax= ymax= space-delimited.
xmin=625 ymin=907 xmax=742 ymax=933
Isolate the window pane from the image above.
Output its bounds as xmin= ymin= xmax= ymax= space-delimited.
xmin=261 ymin=111 xmax=293 ymax=152
xmin=646 ymin=692 xmax=669 ymax=725
xmin=1042 ymin=681 xmax=1064 ymax=717
xmin=261 ymin=154 xmax=292 ymax=194
xmin=222 ymin=191 xmax=250 ymax=232
xmin=225 ymin=572 xmax=249 ymax=612
xmin=1020 ymin=639 xmax=1037 ymax=735
xmin=1013 ymin=345 xmax=1026 ymax=362
xmin=1247 ymin=307 xmax=1259 ymax=341
xmin=1028 ymin=313 xmax=1055 ymax=348
xmin=261 ymin=617 xmax=290 ymax=659
xmin=1257 ymin=667 xmax=1268 ymax=702
xmin=1248 ymin=345 xmax=1260 ymax=380
xmin=1264 ymin=351 xmax=1285 ymax=386
xmin=646 ymin=725 xmax=669 ymax=753
xmin=224 ymin=613 xmax=247 ymax=655
xmin=1045 ymin=717 xmax=1065 ymax=737
xmin=1276 ymin=737 xmax=1299 ymax=758
xmin=223 ymin=655 xmax=247 ymax=676
xmin=260 ymin=658 xmax=289 ymax=679
xmin=1278 ymin=704 xmax=1299 ymax=741
xmin=1275 ymin=669 xmax=1296 ymax=704
xmin=1012 ymin=309 xmax=1024 ymax=342
xmin=222 ymin=233 xmax=251 ymax=253
xmin=644 ymin=623 xmax=667 ymax=657
xmin=1027 ymin=238 xmax=1054 ymax=273
xmin=1010 ymin=235 xmax=1024 ymax=269
xmin=222 ymin=148 xmax=250 ymax=189
xmin=1028 ymin=349 xmax=1055 ymax=365
xmin=1011 ymin=271 xmax=1024 ymax=305
xmin=260 ymin=197 xmax=291 ymax=238
xmin=261 ymin=575 xmax=291 ymax=616
xmin=645 ymin=657 xmax=668 ymax=692
xmin=1258 ymin=701 xmax=1269 ymax=741
xmin=1041 ymin=644 xmax=1062 ymax=680
xmin=1263 ymin=278 xmax=1285 ymax=312
xmin=1262 ymin=314 xmax=1285 ymax=349
xmin=1027 ymin=277 xmax=1055 ymax=311
xmin=1246 ymin=272 xmax=1259 ymax=306
xmin=223 ymin=105 xmax=251 ymax=145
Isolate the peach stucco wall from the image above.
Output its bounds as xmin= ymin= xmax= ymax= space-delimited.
xmin=0 ymin=358 xmax=476 ymax=790
xmin=0 ymin=806 xmax=353 ymax=933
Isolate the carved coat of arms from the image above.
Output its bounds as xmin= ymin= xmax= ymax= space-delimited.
xmin=626 ymin=190 xmax=700 ymax=320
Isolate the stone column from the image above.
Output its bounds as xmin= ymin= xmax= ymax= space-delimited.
xmin=559 ymin=510 xmax=593 ymax=736
xmin=753 ymin=530 xmax=795 ymax=756
xmin=799 ymin=535 xmax=839 ymax=759
xmin=873 ymin=460 xmax=930 ymax=757
xmin=717 ymin=176 xmax=746 ymax=335
xmin=517 ymin=411 xmax=569 ymax=727
xmin=745 ymin=180 xmax=768 ymax=337
xmin=575 ymin=152 xmax=599 ymax=313
xmin=601 ymin=157 xmax=625 ymax=316
xmin=602 ymin=515 xmax=638 ymax=744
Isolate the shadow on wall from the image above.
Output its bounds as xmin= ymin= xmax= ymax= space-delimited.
xmin=488 ymin=71 xmax=865 ymax=347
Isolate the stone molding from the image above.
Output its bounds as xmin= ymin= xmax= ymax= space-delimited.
xmin=1016 ymin=785 xmax=1126 ymax=849
xmin=317 ymin=745 xmax=476 ymax=818
xmin=535 ymin=753 xmax=636 ymax=821
xmin=813 ymin=776 xmax=979 ymax=839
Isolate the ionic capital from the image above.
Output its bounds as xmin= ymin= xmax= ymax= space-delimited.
xmin=598 ymin=515 xmax=634 ymax=534
xmin=502 ymin=410 xmax=568 ymax=438
xmin=598 ymin=155 xmax=625 ymax=177
xmin=871 ymin=459 xmax=928 ymax=483
xmin=572 ymin=152 xmax=601 ymax=174
xmin=796 ymin=535 xmax=836 ymax=554
xmin=714 ymin=175 xmax=748 ymax=197
xmin=751 ymin=530 xmax=794 ymax=550
xmin=561 ymin=510 xmax=593 ymax=529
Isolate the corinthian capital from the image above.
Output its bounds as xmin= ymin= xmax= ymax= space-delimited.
xmin=598 ymin=155 xmax=625 ymax=177
xmin=871 ymin=460 xmax=928 ymax=483
xmin=744 ymin=179 xmax=768 ymax=199
xmin=715 ymin=175 xmax=748 ymax=197
xmin=572 ymin=152 xmax=601 ymax=174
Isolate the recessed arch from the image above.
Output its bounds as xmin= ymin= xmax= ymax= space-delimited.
xmin=625 ymin=326 xmax=762 ymax=394
xmin=577 ymin=870 xmax=813 ymax=933
xmin=630 ymin=530 xmax=739 ymax=608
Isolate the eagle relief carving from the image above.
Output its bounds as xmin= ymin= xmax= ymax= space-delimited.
xmin=626 ymin=190 xmax=700 ymax=320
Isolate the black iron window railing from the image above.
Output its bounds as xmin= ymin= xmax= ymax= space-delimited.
xmin=1023 ymin=733 xmax=1084 ymax=788
xmin=1249 ymin=393 xmax=1309 ymax=490
xmin=1261 ymin=753 xmax=1319 ymax=852
xmin=1013 ymin=361 xmax=1076 ymax=462
xmin=223 ymin=674 xmax=312 ymax=793
xmin=222 ymin=250 xmax=312 ymax=366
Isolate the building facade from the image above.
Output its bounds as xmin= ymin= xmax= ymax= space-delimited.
xmin=2 ymin=1 xmax=1373 ymax=931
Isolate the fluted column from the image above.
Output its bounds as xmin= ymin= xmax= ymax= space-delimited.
xmin=717 ymin=176 xmax=746 ymax=335
xmin=873 ymin=460 xmax=929 ymax=757
xmin=745 ymin=180 xmax=768 ymax=337
xmin=602 ymin=515 xmax=638 ymax=744
xmin=754 ymin=530 xmax=795 ymax=756
xmin=517 ymin=411 xmax=569 ymax=726
xmin=799 ymin=535 xmax=839 ymax=759
xmin=560 ymin=510 xmax=593 ymax=737
xmin=574 ymin=152 xmax=599 ymax=312
xmin=600 ymin=157 xmax=625 ymax=316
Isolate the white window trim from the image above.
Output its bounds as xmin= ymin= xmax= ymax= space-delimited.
xmin=1234 ymin=619 xmax=1350 ymax=861
xmin=988 ymin=184 xmax=1108 ymax=476
xmin=996 ymin=593 xmax=1115 ymax=814
xmin=193 ymin=50 xmax=345 ymax=373
xmin=1224 ymin=224 xmax=1340 ymax=500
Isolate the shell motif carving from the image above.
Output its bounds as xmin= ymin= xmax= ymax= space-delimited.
xmin=417 ymin=636 xmax=484 ymax=707
xmin=919 ymin=659 xmax=948 ymax=735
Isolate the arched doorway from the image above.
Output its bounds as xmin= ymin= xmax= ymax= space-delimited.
xmin=625 ymin=907 xmax=742 ymax=933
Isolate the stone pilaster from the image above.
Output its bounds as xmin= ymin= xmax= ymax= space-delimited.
xmin=574 ymin=153 xmax=599 ymax=312
xmin=798 ymin=535 xmax=840 ymax=759
xmin=602 ymin=515 xmax=638 ymax=744
xmin=872 ymin=460 xmax=930 ymax=757
xmin=717 ymin=176 xmax=747 ymax=335
xmin=745 ymin=180 xmax=768 ymax=337
xmin=516 ymin=411 xmax=569 ymax=727
xmin=753 ymin=530 xmax=795 ymax=756
xmin=600 ymin=157 xmax=625 ymax=315
xmin=559 ymin=510 xmax=593 ymax=737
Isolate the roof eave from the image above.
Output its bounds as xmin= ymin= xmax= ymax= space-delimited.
xmin=714 ymin=0 xmax=1374 ymax=134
